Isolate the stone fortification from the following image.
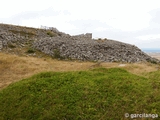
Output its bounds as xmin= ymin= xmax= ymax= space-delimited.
xmin=40 ymin=25 xmax=59 ymax=33
xmin=72 ymin=33 xmax=92 ymax=40
xmin=33 ymin=37 xmax=159 ymax=63
xmin=0 ymin=23 xmax=159 ymax=63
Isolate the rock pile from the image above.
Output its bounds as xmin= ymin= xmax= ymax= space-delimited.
xmin=0 ymin=23 xmax=68 ymax=49
xmin=0 ymin=23 xmax=159 ymax=63
xmin=33 ymin=37 xmax=159 ymax=63
xmin=0 ymin=40 xmax=2 ymax=50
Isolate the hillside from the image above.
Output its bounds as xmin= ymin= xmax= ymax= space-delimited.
xmin=0 ymin=23 xmax=159 ymax=63
xmin=0 ymin=68 xmax=160 ymax=119
xmin=1 ymin=52 xmax=160 ymax=89
xmin=0 ymin=23 xmax=160 ymax=119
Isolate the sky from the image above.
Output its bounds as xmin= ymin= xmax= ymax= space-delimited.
xmin=0 ymin=0 xmax=160 ymax=49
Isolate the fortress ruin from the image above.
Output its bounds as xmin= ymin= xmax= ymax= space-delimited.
xmin=72 ymin=33 xmax=92 ymax=40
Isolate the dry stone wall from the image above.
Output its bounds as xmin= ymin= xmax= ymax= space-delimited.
xmin=0 ymin=23 xmax=159 ymax=63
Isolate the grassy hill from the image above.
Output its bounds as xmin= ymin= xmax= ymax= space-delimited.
xmin=0 ymin=67 xmax=160 ymax=119
xmin=0 ymin=23 xmax=160 ymax=119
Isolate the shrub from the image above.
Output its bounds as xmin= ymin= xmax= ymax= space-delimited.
xmin=46 ymin=31 xmax=56 ymax=37
xmin=26 ymin=48 xmax=35 ymax=53
xmin=53 ymin=49 xmax=64 ymax=59
xmin=150 ymin=60 xmax=157 ymax=64
xmin=8 ymin=43 xmax=16 ymax=48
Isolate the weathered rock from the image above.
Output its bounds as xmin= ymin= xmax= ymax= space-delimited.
xmin=0 ymin=23 xmax=159 ymax=63
xmin=0 ymin=40 xmax=2 ymax=50
xmin=33 ymin=37 xmax=159 ymax=63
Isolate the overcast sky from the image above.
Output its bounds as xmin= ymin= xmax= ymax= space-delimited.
xmin=1 ymin=0 xmax=160 ymax=49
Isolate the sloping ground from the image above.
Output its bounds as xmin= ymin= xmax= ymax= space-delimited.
xmin=0 ymin=52 xmax=94 ymax=89
xmin=0 ymin=23 xmax=159 ymax=63
xmin=0 ymin=52 xmax=159 ymax=89
xmin=0 ymin=23 xmax=61 ymax=39
xmin=0 ymin=23 xmax=66 ymax=52
xmin=147 ymin=53 xmax=160 ymax=60
xmin=33 ymin=37 xmax=160 ymax=63
xmin=0 ymin=68 xmax=160 ymax=119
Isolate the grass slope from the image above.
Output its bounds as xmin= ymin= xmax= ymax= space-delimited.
xmin=1 ymin=52 xmax=159 ymax=90
xmin=0 ymin=68 xmax=160 ymax=120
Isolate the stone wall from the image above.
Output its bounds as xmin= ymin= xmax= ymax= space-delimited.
xmin=72 ymin=33 xmax=92 ymax=40
xmin=40 ymin=25 xmax=59 ymax=33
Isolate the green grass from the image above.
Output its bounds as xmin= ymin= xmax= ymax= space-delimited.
xmin=0 ymin=68 xmax=160 ymax=119
xmin=8 ymin=43 xmax=16 ymax=48
xmin=9 ymin=30 xmax=36 ymax=38
xmin=46 ymin=31 xmax=56 ymax=37
xmin=26 ymin=48 xmax=35 ymax=53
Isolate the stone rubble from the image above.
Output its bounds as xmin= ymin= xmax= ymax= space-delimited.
xmin=0 ymin=23 xmax=159 ymax=63
xmin=0 ymin=41 xmax=2 ymax=50
xmin=33 ymin=37 xmax=159 ymax=63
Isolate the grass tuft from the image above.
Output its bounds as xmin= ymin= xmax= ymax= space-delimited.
xmin=26 ymin=48 xmax=35 ymax=53
xmin=8 ymin=43 xmax=16 ymax=48
xmin=46 ymin=31 xmax=56 ymax=37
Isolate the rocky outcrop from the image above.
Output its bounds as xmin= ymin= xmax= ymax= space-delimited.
xmin=0 ymin=23 xmax=159 ymax=63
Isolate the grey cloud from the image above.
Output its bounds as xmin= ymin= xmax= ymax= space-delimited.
xmin=1 ymin=7 xmax=160 ymax=49
xmin=66 ymin=19 xmax=113 ymax=35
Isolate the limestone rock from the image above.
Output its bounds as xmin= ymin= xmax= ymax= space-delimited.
xmin=0 ymin=23 xmax=159 ymax=63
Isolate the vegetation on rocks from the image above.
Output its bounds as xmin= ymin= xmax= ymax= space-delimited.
xmin=46 ymin=31 xmax=56 ymax=37
xmin=8 ymin=42 xmax=16 ymax=48
xmin=0 ymin=23 xmax=159 ymax=63
xmin=26 ymin=48 xmax=35 ymax=53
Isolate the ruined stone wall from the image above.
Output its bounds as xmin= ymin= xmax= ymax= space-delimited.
xmin=33 ymin=36 xmax=159 ymax=63
xmin=40 ymin=25 xmax=59 ymax=33
xmin=72 ymin=33 xmax=92 ymax=40
xmin=0 ymin=23 xmax=159 ymax=63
